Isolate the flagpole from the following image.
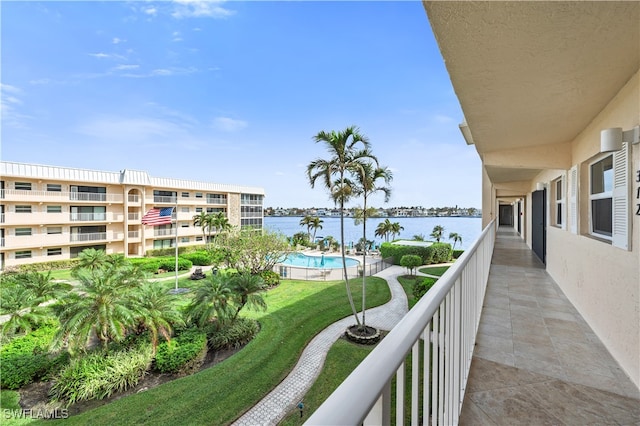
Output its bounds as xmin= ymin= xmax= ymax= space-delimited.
xmin=174 ymin=195 xmax=178 ymax=291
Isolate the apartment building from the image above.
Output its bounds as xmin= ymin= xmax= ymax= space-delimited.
xmin=0 ymin=162 xmax=265 ymax=270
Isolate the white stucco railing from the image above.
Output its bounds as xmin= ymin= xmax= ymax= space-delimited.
xmin=306 ymin=219 xmax=496 ymax=426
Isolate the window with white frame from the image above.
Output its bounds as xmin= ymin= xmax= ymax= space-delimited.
xmin=181 ymin=207 xmax=190 ymax=213
xmin=47 ymin=205 xmax=62 ymax=213
xmin=589 ymin=155 xmax=614 ymax=238
xmin=47 ymin=248 xmax=62 ymax=256
xmin=15 ymin=182 xmax=32 ymax=190
xmin=47 ymin=184 xmax=62 ymax=192
xmin=47 ymin=227 xmax=62 ymax=234
xmin=552 ymin=176 xmax=565 ymax=228
xmin=15 ymin=250 xmax=32 ymax=259
xmin=15 ymin=228 xmax=32 ymax=236
xmin=15 ymin=205 xmax=32 ymax=213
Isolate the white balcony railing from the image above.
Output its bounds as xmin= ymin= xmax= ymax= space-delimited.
xmin=69 ymin=213 xmax=107 ymax=222
xmin=154 ymin=229 xmax=176 ymax=237
xmin=0 ymin=189 xmax=123 ymax=203
xmin=128 ymin=231 xmax=140 ymax=238
xmin=128 ymin=213 xmax=139 ymax=220
xmin=153 ymin=196 xmax=177 ymax=204
xmin=70 ymin=232 xmax=108 ymax=242
xmin=307 ymin=219 xmax=496 ymax=426
xmin=128 ymin=194 xmax=140 ymax=203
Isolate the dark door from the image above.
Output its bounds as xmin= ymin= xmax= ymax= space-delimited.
xmin=517 ymin=201 xmax=522 ymax=234
xmin=532 ymin=189 xmax=546 ymax=264
xmin=499 ymin=204 xmax=513 ymax=226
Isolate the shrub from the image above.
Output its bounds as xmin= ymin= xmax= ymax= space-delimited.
xmin=399 ymin=255 xmax=422 ymax=276
xmin=181 ymin=251 xmax=214 ymax=266
xmin=259 ymin=270 xmax=280 ymax=288
xmin=154 ymin=328 xmax=207 ymax=374
xmin=207 ymin=318 xmax=260 ymax=351
xmin=50 ymin=343 xmax=153 ymax=406
xmin=13 ymin=258 xmax=81 ymax=272
xmin=129 ymin=258 xmax=161 ymax=273
xmin=0 ymin=323 xmax=68 ymax=390
xmin=145 ymin=247 xmax=190 ymax=257
xmin=157 ymin=257 xmax=193 ymax=272
xmin=412 ymin=277 xmax=437 ymax=300
xmin=428 ymin=243 xmax=453 ymax=264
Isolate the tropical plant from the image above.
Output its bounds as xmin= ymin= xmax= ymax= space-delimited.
xmin=22 ymin=270 xmax=71 ymax=305
xmin=217 ymin=228 xmax=290 ymax=274
xmin=53 ymin=262 xmax=145 ymax=353
xmin=352 ymin=161 xmax=392 ymax=329
xmin=0 ymin=285 xmax=48 ymax=336
xmin=430 ymin=225 xmax=445 ymax=243
xmin=307 ymin=126 xmax=377 ymax=326
xmin=299 ymin=215 xmax=315 ymax=240
xmin=229 ymin=273 xmax=267 ymax=319
xmin=449 ymin=232 xmax=462 ymax=250
xmin=212 ymin=212 xmax=232 ymax=237
xmin=193 ymin=211 xmax=210 ymax=243
xmin=130 ymin=283 xmax=183 ymax=352
xmin=375 ymin=218 xmax=394 ymax=242
xmin=390 ymin=221 xmax=404 ymax=241
xmin=400 ymin=254 xmax=422 ymax=276
xmin=412 ymin=234 xmax=425 ymax=241
xmin=309 ymin=216 xmax=324 ymax=242
xmin=185 ymin=273 xmax=235 ymax=329
xmin=72 ymin=248 xmax=110 ymax=274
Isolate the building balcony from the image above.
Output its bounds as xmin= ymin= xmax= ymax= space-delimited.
xmin=151 ymin=196 xmax=177 ymax=204
xmin=0 ymin=189 xmax=123 ymax=203
xmin=308 ymin=225 xmax=639 ymax=425
xmin=69 ymin=232 xmax=122 ymax=243
xmin=153 ymin=229 xmax=176 ymax=237
xmin=127 ymin=213 xmax=139 ymax=221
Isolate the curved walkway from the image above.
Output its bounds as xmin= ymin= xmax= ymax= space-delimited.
xmin=232 ymin=265 xmax=409 ymax=426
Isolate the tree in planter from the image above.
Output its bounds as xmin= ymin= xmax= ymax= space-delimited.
xmin=307 ymin=126 xmax=377 ymax=328
xmin=430 ymin=225 xmax=445 ymax=243
xmin=449 ymin=232 xmax=462 ymax=250
xmin=400 ymin=254 xmax=423 ymax=276
xmin=352 ymin=161 xmax=392 ymax=330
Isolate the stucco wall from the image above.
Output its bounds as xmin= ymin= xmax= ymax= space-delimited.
xmin=544 ymin=72 xmax=640 ymax=387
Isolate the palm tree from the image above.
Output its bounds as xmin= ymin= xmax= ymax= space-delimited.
xmin=375 ymin=218 xmax=394 ymax=242
xmin=0 ymin=285 xmax=47 ymax=336
xmin=230 ymin=273 xmax=267 ymax=320
xmin=299 ymin=215 xmax=315 ymax=240
xmin=185 ymin=273 xmax=235 ymax=329
xmin=309 ymin=216 xmax=324 ymax=242
xmin=353 ymin=161 xmax=392 ymax=329
xmin=193 ymin=211 xmax=210 ymax=242
xmin=53 ymin=263 xmax=144 ymax=353
xmin=23 ymin=270 xmax=71 ymax=305
xmin=131 ymin=283 xmax=183 ymax=353
xmin=390 ymin=221 xmax=404 ymax=241
xmin=307 ymin=126 xmax=377 ymax=327
xmin=431 ymin=225 xmax=445 ymax=242
xmin=72 ymin=248 xmax=110 ymax=274
xmin=449 ymin=232 xmax=462 ymax=250
xmin=212 ymin=212 xmax=232 ymax=237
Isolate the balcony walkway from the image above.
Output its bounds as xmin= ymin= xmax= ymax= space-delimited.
xmin=460 ymin=227 xmax=640 ymax=425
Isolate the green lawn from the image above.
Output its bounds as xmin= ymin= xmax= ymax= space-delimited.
xmin=418 ymin=265 xmax=450 ymax=276
xmin=49 ymin=276 xmax=391 ymax=425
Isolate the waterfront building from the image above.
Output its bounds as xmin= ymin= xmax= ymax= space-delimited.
xmin=0 ymin=161 xmax=264 ymax=269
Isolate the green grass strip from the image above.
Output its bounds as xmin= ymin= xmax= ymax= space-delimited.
xmin=51 ymin=277 xmax=390 ymax=425
xmin=418 ymin=265 xmax=450 ymax=276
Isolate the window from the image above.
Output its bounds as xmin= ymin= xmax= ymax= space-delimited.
xmin=207 ymin=194 xmax=227 ymax=204
xmin=241 ymin=194 xmax=263 ymax=205
xmin=47 ymin=227 xmax=62 ymax=234
xmin=15 ymin=250 xmax=32 ymax=259
xmin=15 ymin=182 xmax=32 ymax=190
xmin=182 ymin=192 xmax=190 ymax=198
xmin=195 ymin=207 xmax=203 ymax=213
xmin=196 ymin=236 xmax=203 ymax=242
xmin=153 ymin=239 xmax=174 ymax=249
xmin=47 ymin=248 xmax=62 ymax=256
xmin=181 ymin=207 xmax=190 ymax=213
xmin=590 ymin=155 xmax=613 ymax=238
xmin=47 ymin=184 xmax=62 ymax=192
xmin=181 ymin=222 xmax=189 ymax=228
xmin=15 ymin=205 xmax=31 ymax=213
xmin=47 ymin=205 xmax=62 ymax=213
xmin=181 ymin=237 xmax=190 ymax=243
xmin=15 ymin=228 xmax=32 ymax=236
xmin=552 ymin=177 xmax=565 ymax=228
xmin=195 ymin=192 xmax=203 ymax=199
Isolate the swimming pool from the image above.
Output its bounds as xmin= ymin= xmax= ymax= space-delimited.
xmin=279 ymin=252 xmax=359 ymax=269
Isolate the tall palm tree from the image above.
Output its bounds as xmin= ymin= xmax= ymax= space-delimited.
xmin=307 ymin=126 xmax=377 ymax=326
xmin=449 ymin=232 xmax=462 ymax=250
xmin=299 ymin=215 xmax=315 ymax=241
xmin=431 ymin=225 xmax=445 ymax=242
xmin=230 ymin=273 xmax=267 ymax=320
xmin=185 ymin=273 xmax=235 ymax=329
xmin=390 ymin=221 xmax=404 ymax=241
xmin=131 ymin=283 xmax=183 ymax=353
xmin=353 ymin=161 xmax=392 ymax=329
xmin=375 ymin=218 xmax=394 ymax=242
xmin=193 ymin=211 xmax=210 ymax=243
xmin=309 ymin=216 xmax=324 ymax=242
xmin=212 ymin=212 xmax=232 ymax=236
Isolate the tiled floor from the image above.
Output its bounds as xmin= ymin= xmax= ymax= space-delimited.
xmin=460 ymin=227 xmax=640 ymax=425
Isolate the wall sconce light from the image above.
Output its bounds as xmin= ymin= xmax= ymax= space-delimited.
xmin=536 ymin=182 xmax=545 ymax=191
xmin=600 ymin=126 xmax=640 ymax=153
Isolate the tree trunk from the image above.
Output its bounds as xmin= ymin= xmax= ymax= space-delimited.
xmin=340 ymin=199 xmax=360 ymax=326
xmin=361 ymin=197 xmax=367 ymax=329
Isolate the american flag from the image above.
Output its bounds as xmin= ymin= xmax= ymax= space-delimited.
xmin=142 ymin=207 xmax=174 ymax=226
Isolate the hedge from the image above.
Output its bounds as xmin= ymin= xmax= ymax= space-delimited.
xmin=0 ymin=324 xmax=68 ymax=389
xmin=128 ymin=257 xmax=193 ymax=273
xmin=181 ymin=251 xmax=214 ymax=266
xmin=413 ymin=277 xmax=438 ymax=300
xmin=154 ymin=328 xmax=207 ymax=374
xmin=207 ymin=318 xmax=259 ymax=351
xmin=145 ymin=245 xmax=206 ymax=258
xmin=379 ymin=242 xmax=453 ymax=265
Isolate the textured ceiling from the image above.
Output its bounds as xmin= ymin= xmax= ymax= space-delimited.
xmin=425 ymin=1 xmax=640 ymax=158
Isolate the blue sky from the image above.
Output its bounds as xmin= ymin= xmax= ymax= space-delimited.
xmin=1 ymin=1 xmax=481 ymax=209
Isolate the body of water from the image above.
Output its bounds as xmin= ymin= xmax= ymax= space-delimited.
xmin=280 ymin=252 xmax=359 ymax=268
xmin=264 ymin=216 xmax=482 ymax=250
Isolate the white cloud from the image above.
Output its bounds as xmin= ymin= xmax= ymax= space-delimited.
xmin=144 ymin=7 xmax=157 ymax=16
xmin=171 ymin=0 xmax=235 ymax=19
xmin=1 ymin=84 xmax=32 ymax=128
xmin=172 ymin=31 xmax=183 ymax=42
xmin=1 ymin=84 xmax=21 ymax=95
xmin=212 ymin=116 xmax=248 ymax=132
xmin=112 ymin=64 xmax=140 ymax=71
xmin=112 ymin=37 xmax=125 ymax=44
xmin=89 ymin=52 xmax=126 ymax=60
xmin=29 ymin=78 xmax=51 ymax=85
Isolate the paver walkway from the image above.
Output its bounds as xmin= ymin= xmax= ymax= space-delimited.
xmin=232 ymin=265 xmax=410 ymax=426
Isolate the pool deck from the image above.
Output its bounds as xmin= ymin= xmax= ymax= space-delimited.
xmin=275 ymin=249 xmax=386 ymax=281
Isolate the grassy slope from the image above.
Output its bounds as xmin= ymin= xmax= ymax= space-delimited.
xmin=51 ymin=277 xmax=390 ymax=426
